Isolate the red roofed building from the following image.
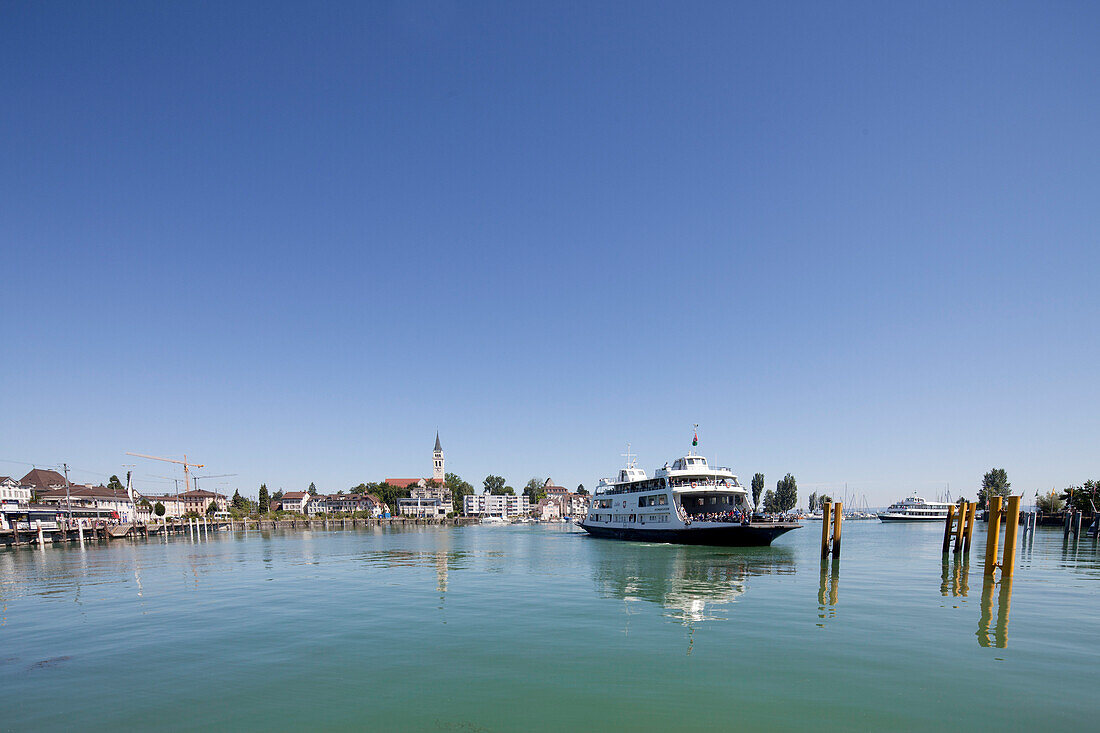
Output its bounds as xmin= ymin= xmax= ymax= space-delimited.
xmin=279 ymin=491 xmax=311 ymax=513
xmin=20 ymin=468 xmax=67 ymax=491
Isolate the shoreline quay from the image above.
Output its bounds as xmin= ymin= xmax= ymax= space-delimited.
xmin=0 ymin=515 xmax=481 ymax=549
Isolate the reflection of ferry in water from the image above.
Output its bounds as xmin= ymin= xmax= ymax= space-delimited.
xmin=579 ymin=448 xmax=800 ymax=546
xmin=593 ymin=542 xmax=795 ymax=623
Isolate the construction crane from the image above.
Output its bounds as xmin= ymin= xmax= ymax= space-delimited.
xmin=151 ymin=475 xmax=184 ymax=497
xmin=191 ymin=473 xmax=237 ymax=492
xmin=126 ymin=452 xmax=204 ymax=500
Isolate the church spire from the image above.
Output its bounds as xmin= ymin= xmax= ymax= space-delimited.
xmin=433 ymin=432 xmax=445 ymax=482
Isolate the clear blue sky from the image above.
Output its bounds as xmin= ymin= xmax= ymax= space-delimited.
xmin=2 ymin=1 xmax=1097 ymax=505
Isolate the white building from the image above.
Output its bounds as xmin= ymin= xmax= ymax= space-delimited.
xmin=279 ymin=491 xmax=311 ymax=513
xmin=307 ymin=493 xmax=385 ymax=517
xmin=38 ymin=484 xmax=137 ymax=522
xmin=136 ymin=495 xmax=186 ymax=520
xmin=464 ymin=493 xmax=530 ymax=518
xmin=0 ymin=476 xmax=30 ymax=508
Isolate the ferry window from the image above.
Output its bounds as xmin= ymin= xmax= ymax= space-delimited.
xmin=658 ymin=495 xmax=667 ymax=505
xmin=709 ymin=497 xmax=716 ymax=505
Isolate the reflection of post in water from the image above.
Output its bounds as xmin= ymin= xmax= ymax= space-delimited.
xmin=976 ymin=574 xmax=1013 ymax=648
xmin=817 ymin=559 xmax=839 ymax=619
xmin=940 ymin=554 xmax=969 ymax=597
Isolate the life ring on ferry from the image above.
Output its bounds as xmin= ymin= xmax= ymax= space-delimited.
xmin=691 ymin=482 xmax=697 ymax=488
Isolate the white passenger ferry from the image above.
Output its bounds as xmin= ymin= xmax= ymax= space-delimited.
xmin=579 ymin=449 xmax=800 ymax=546
xmin=877 ymin=495 xmax=953 ymax=522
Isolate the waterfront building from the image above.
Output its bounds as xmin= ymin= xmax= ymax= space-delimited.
xmin=179 ymin=489 xmax=228 ymax=515
xmin=464 ymin=492 xmax=530 ymax=518
xmin=279 ymin=491 xmax=311 ymax=514
xmin=19 ymin=468 xmax=67 ymax=492
xmin=536 ymin=497 xmax=562 ymax=521
xmin=38 ymin=484 xmax=137 ymax=522
xmin=543 ymin=479 xmax=568 ymax=498
xmin=398 ymin=494 xmax=451 ymax=517
xmin=534 ymin=488 xmax=589 ymax=521
xmin=135 ymin=494 xmax=186 ymax=520
xmin=1 ymin=476 xmax=30 ymax=507
xmin=306 ymin=493 xmax=385 ymax=517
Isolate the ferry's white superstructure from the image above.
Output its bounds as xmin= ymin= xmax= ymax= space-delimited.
xmin=877 ymin=496 xmax=953 ymax=522
xmin=579 ymin=450 xmax=799 ymax=546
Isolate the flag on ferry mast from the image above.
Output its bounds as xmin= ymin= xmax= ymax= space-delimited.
xmin=692 ymin=430 xmax=698 ymax=446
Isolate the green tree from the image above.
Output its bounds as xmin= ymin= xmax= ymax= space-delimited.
xmin=108 ymin=474 xmax=125 ymax=493
xmin=154 ymin=501 xmax=166 ymax=518
xmin=1036 ymin=490 xmax=1064 ymax=514
xmin=523 ymin=478 xmax=545 ymax=503
xmin=762 ymin=489 xmax=778 ymax=513
xmin=231 ymin=490 xmax=247 ymax=510
xmin=808 ymin=492 xmax=817 ymax=512
xmin=483 ymin=475 xmax=508 ymax=495
xmin=819 ymin=494 xmax=833 ymax=506
xmin=977 ymin=468 xmax=1011 ymax=510
xmin=259 ymin=485 xmax=270 ymax=514
xmin=775 ymin=473 xmax=798 ymax=513
xmin=363 ymin=482 xmax=411 ymax=515
xmin=308 ymin=482 xmax=317 ymax=496
xmin=206 ymin=500 xmax=219 ymax=515
xmin=751 ymin=473 xmax=765 ymax=510
xmin=273 ymin=489 xmax=284 ymax=500
xmin=445 ymin=473 xmax=474 ymax=514
xmin=576 ymin=484 xmax=588 ymax=495
xmin=1060 ymin=480 xmax=1098 ymax=514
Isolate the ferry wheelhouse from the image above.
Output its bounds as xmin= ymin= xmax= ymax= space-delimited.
xmin=877 ymin=496 xmax=953 ymax=522
xmin=579 ymin=452 xmax=799 ymax=546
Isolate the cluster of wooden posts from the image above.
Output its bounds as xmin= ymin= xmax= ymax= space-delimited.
xmin=819 ymin=501 xmax=842 ymax=559
xmin=1063 ymin=508 xmax=1085 ymax=539
xmin=943 ymin=495 xmax=1022 ymax=576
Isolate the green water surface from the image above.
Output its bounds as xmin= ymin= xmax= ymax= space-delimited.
xmin=1 ymin=521 xmax=1097 ymax=731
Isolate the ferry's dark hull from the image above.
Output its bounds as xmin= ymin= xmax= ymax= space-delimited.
xmin=579 ymin=522 xmax=800 ymax=547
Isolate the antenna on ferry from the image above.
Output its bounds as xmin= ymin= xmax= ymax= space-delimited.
xmin=621 ymin=443 xmax=637 ymax=469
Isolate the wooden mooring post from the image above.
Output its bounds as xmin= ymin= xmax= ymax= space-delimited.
xmin=820 ymin=502 xmax=842 ymax=559
xmin=983 ymin=495 xmax=1021 ymax=576
xmin=942 ymin=504 xmax=956 ymax=553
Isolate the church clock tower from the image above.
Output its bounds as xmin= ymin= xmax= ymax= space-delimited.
xmin=433 ymin=432 xmax=445 ymax=483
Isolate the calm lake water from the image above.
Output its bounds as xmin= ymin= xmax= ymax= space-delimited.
xmin=1 ymin=520 xmax=1097 ymax=731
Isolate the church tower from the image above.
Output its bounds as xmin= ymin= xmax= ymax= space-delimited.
xmin=433 ymin=432 xmax=445 ymax=483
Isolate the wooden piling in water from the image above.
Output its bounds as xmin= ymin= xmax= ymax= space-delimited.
xmin=943 ymin=504 xmax=956 ymax=553
xmin=984 ymin=496 xmax=1003 ymax=575
xmin=963 ymin=502 xmax=977 ymax=553
xmin=832 ymin=501 xmax=843 ymax=558
xmin=1001 ymin=496 xmax=1021 ymax=577
xmin=953 ymin=500 xmax=967 ymax=554
xmin=820 ymin=502 xmax=833 ymax=559
xmin=1064 ymin=510 xmax=1072 ymax=539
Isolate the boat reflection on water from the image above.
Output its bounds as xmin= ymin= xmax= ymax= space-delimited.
xmin=591 ymin=543 xmax=795 ymax=626
xmin=976 ymin=574 xmax=1013 ymax=649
